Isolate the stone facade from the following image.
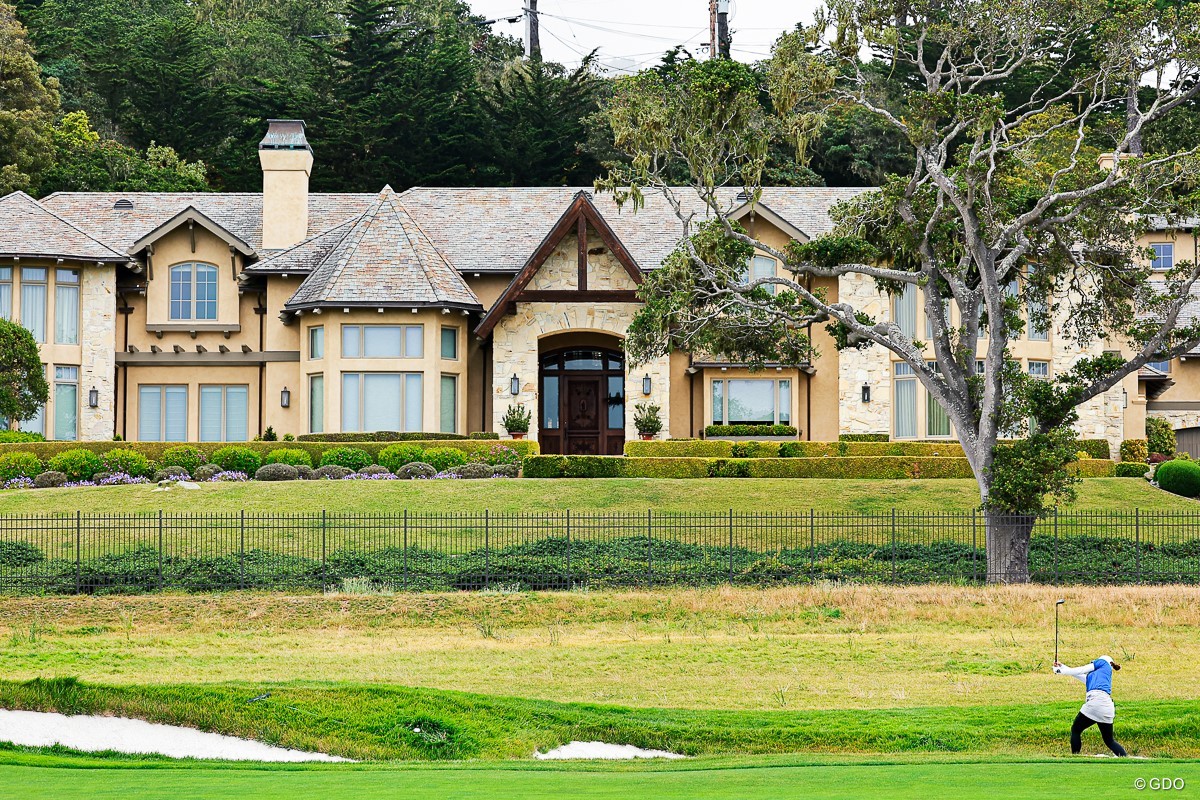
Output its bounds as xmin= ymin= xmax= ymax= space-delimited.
xmin=586 ymin=231 xmax=638 ymax=290
xmin=836 ymin=272 xmax=893 ymax=436
xmin=79 ymin=265 xmax=117 ymax=440
xmin=527 ymin=237 xmax=579 ymax=290
xmin=491 ymin=301 xmax=670 ymax=442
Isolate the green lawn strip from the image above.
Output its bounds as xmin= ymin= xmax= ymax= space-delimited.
xmin=3 ymin=759 xmax=1198 ymax=800
xmin=2 ymin=680 xmax=1197 ymax=761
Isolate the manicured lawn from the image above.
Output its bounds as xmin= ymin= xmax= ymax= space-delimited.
xmin=0 ymin=477 xmax=1180 ymax=516
xmin=4 ymin=757 xmax=1197 ymax=800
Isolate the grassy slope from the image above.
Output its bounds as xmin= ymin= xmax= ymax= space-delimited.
xmin=6 ymin=759 xmax=1199 ymax=800
xmin=0 ymin=478 xmax=1181 ymax=515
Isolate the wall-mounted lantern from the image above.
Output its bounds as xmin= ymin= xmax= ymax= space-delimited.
xmin=510 ymin=374 xmax=520 ymax=396
xmin=642 ymin=374 xmax=652 ymax=395
xmin=1122 ymin=389 xmax=1128 ymax=409
xmin=88 ymin=387 xmax=99 ymax=408
xmin=861 ymin=384 xmax=871 ymax=403
xmin=281 ymin=387 xmax=291 ymax=408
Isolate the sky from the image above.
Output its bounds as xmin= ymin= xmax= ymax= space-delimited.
xmin=467 ymin=0 xmax=825 ymax=73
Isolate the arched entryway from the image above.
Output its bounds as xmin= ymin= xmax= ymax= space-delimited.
xmin=538 ymin=340 xmax=626 ymax=455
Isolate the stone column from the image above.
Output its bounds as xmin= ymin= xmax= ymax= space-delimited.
xmin=626 ymin=353 xmax=672 ymax=440
xmin=491 ymin=311 xmax=540 ymax=439
xmin=836 ymin=272 xmax=892 ymax=436
xmin=80 ymin=265 xmax=117 ymax=441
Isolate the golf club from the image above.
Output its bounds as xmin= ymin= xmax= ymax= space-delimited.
xmin=1055 ymin=599 xmax=1066 ymax=663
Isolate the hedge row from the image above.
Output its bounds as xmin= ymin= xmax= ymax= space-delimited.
xmin=704 ymin=424 xmax=798 ymax=437
xmin=0 ymin=439 xmax=539 ymax=464
xmin=2 ymin=534 xmax=1194 ymax=594
xmin=297 ymin=431 xmax=499 ymax=442
xmin=525 ymin=455 xmax=1116 ymax=479
xmin=626 ymin=440 xmax=970 ymax=458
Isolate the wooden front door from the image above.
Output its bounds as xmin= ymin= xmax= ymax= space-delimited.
xmin=538 ymin=348 xmax=625 ymax=455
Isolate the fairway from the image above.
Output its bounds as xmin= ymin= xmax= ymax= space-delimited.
xmin=2 ymin=757 xmax=1196 ymax=800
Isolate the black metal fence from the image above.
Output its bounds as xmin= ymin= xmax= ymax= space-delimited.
xmin=0 ymin=510 xmax=1198 ymax=594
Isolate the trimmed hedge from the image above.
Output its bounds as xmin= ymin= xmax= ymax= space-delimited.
xmin=1077 ymin=439 xmax=1112 ymax=460
xmin=298 ymin=431 xmax=501 ymax=442
xmin=1114 ymin=462 xmax=1150 ymax=478
xmin=1156 ymin=459 xmax=1200 ymax=498
xmin=0 ymin=430 xmax=45 ymax=443
xmin=525 ymin=455 xmax=1116 ymax=479
xmin=262 ymin=448 xmax=314 ymax=468
xmin=839 ymin=433 xmax=890 ymax=442
xmin=626 ymin=440 xmax=968 ymax=458
xmin=704 ymin=424 xmax=797 ymax=437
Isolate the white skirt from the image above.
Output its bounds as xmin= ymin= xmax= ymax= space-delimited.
xmin=1080 ymin=690 xmax=1115 ymax=724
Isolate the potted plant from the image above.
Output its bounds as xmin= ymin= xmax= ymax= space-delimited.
xmin=634 ymin=403 xmax=663 ymax=440
xmin=502 ymin=404 xmax=531 ymax=440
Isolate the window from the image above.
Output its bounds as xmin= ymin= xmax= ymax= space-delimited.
xmin=925 ymin=363 xmax=950 ymax=438
xmin=894 ymin=362 xmax=917 ymax=439
xmin=23 ymin=405 xmax=45 ymax=436
xmin=892 ymin=285 xmax=917 ymax=339
xmin=1152 ymin=243 xmax=1174 ymax=270
xmin=20 ymin=267 xmax=47 ymax=342
xmin=607 ymin=375 xmax=625 ymax=429
xmin=710 ymin=379 xmax=791 ymax=425
xmin=1148 ymin=357 xmax=1171 ymax=373
xmin=341 ymin=372 xmax=422 ymax=432
xmin=742 ymin=255 xmax=777 ymax=294
xmin=1028 ymin=360 xmax=1050 ymax=379
xmin=542 ymin=375 xmax=560 ymax=429
xmin=169 ymin=263 xmax=218 ymax=320
xmin=308 ymin=326 xmax=324 ymax=359
xmin=138 ymin=385 xmax=187 ymax=441
xmin=440 ymin=375 xmax=457 ymax=433
xmin=55 ymin=269 xmax=80 ymax=344
xmin=341 ymin=325 xmax=422 ymax=358
xmin=199 ymin=385 xmax=249 ymax=442
xmin=309 ymin=374 xmax=325 ymax=433
xmin=441 ymin=326 xmax=458 ymax=359
xmin=53 ymin=366 xmax=78 ymax=441
xmin=0 ymin=267 xmax=11 ymax=320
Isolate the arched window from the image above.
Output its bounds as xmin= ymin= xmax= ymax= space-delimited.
xmin=169 ymin=262 xmax=218 ymax=320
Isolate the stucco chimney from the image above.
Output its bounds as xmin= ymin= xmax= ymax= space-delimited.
xmin=259 ymin=120 xmax=313 ymax=250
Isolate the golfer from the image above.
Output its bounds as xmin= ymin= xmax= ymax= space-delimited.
xmin=1052 ymin=656 xmax=1128 ymax=757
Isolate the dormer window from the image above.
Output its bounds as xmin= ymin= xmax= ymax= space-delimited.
xmin=170 ymin=262 xmax=218 ymax=320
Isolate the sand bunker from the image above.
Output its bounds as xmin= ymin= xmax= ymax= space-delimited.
xmin=534 ymin=741 xmax=686 ymax=760
xmin=0 ymin=709 xmax=351 ymax=762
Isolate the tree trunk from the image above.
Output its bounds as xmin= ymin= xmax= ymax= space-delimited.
xmin=984 ymin=511 xmax=1035 ymax=584
xmin=1127 ymin=72 xmax=1143 ymax=157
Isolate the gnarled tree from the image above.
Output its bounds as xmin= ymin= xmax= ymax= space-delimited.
xmin=599 ymin=0 xmax=1200 ymax=582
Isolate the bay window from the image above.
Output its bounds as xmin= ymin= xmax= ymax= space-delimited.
xmin=55 ymin=269 xmax=80 ymax=344
xmin=309 ymin=374 xmax=325 ymax=433
xmin=53 ymin=366 xmax=79 ymax=441
xmin=342 ymin=372 xmax=423 ymax=432
xmin=0 ymin=267 xmax=11 ymax=319
xmin=440 ymin=374 xmax=457 ymax=433
xmin=893 ymin=362 xmax=918 ymax=439
xmin=341 ymin=325 xmax=423 ymax=358
xmin=892 ymin=285 xmax=917 ymax=339
xmin=20 ymin=267 xmax=47 ymax=342
xmin=308 ymin=326 xmax=324 ymax=359
xmin=710 ymin=379 xmax=791 ymax=426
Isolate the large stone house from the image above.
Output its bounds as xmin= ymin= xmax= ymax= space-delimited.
xmin=0 ymin=120 xmax=1185 ymax=453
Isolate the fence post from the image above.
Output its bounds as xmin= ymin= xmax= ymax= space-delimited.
xmin=728 ymin=509 xmax=734 ymax=585
xmin=971 ymin=510 xmax=978 ymax=585
xmin=74 ymin=511 xmax=81 ymax=595
xmin=809 ymin=508 xmax=816 ymax=576
xmin=403 ymin=510 xmax=409 ymax=590
xmin=565 ymin=510 xmax=571 ymax=590
xmin=157 ymin=510 xmax=163 ymax=591
xmin=1135 ymin=508 xmax=1141 ymax=585
xmin=321 ymin=510 xmax=327 ymax=592
xmin=647 ymin=509 xmax=653 ymax=589
xmin=484 ymin=509 xmax=490 ymax=591
xmin=890 ymin=508 xmax=897 ymax=585
xmin=239 ymin=509 xmax=245 ymax=591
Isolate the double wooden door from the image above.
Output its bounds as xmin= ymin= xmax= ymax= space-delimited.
xmin=538 ymin=348 xmax=625 ymax=456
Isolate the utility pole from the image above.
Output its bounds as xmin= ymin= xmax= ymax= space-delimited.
xmin=709 ymin=0 xmax=718 ymax=60
xmin=525 ymin=1 xmax=541 ymax=60
xmin=716 ymin=0 xmax=731 ymax=59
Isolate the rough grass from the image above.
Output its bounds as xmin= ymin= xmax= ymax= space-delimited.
xmin=0 ymin=478 xmax=1182 ymax=516
xmin=1 ymin=586 xmax=1195 ymax=712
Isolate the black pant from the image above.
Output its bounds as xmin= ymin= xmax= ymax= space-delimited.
xmin=1071 ymin=712 xmax=1127 ymax=756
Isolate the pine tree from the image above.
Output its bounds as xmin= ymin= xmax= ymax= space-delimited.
xmin=0 ymin=1 xmax=58 ymax=194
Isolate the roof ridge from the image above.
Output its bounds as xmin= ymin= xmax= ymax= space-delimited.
xmin=3 ymin=190 xmax=127 ymax=261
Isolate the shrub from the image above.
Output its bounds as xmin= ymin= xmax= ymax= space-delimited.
xmin=34 ymin=471 xmax=67 ymax=488
xmin=319 ymin=447 xmax=373 ymax=471
xmin=102 ymin=448 xmax=152 ymax=478
xmin=469 ymin=432 xmax=500 ymax=440
xmin=705 ymin=424 xmax=797 ymax=437
xmin=0 ymin=430 xmax=45 ymax=443
xmin=211 ymin=446 xmax=262 ymax=475
xmin=476 ymin=444 xmax=522 ymax=466
xmin=492 ymin=463 xmax=520 ymax=478
xmin=1146 ymin=417 xmax=1177 ymax=457
xmin=396 ymin=462 xmax=437 ymax=480
xmin=214 ymin=471 xmax=248 ymax=482
xmin=1077 ymin=439 xmax=1112 ymax=460
xmin=282 ymin=433 xmax=296 ymax=442
xmin=634 ymin=403 xmax=663 ymax=436
xmin=377 ymin=443 xmax=425 ymax=473
xmin=263 ymin=448 xmax=313 ymax=468
xmin=1119 ymin=439 xmax=1149 ymax=463
xmin=502 ymin=404 xmax=531 ymax=434
xmin=255 ymin=463 xmax=299 ymax=482
xmin=295 ymin=465 xmax=313 ymax=480
xmin=0 ymin=452 xmax=43 ymax=482
xmin=357 ymin=465 xmax=392 ymax=476
xmin=312 ymin=465 xmax=354 ymax=480
xmin=423 ymin=447 xmax=467 ymax=473
xmin=1148 ymin=453 xmax=1170 ymax=466
xmin=838 ymin=433 xmax=890 ymax=442
xmin=1114 ymin=462 xmax=1150 ymax=478
xmin=262 ymin=426 xmax=278 ymax=442
xmin=193 ymin=464 xmax=221 ymax=482
xmin=47 ymin=449 xmax=104 ymax=481
xmin=161 ymin=446 xmax=206 ymax=474
xmin=457 ymin=462 xmax=494 ymax=479
xmin=153 ymin=466 xmax=190 ymax=482
xmin=707 ymin=459 xmax=751 ymax=478
xmin=1155 ymin=459 xmax=1200 ymax=497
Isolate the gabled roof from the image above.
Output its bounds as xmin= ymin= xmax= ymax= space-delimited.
xmin=475 ymin=191 xmax=643 ymax=337
xmin=242 ymin=218 xmax=357 ymax=275
xmin=127 ymin=206 xmax=256 ymax=256
xmin=0 ymin=191 xmax=128 ymax=262
xmin=285 ymin=187 xmax=481 ymax=311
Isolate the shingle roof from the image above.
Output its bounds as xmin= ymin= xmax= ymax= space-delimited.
xmin=0 ymin=191 xmax=128 ymax=262
xmin=242 ymin=218 xmax=357 ymax=275
xmin=286 ymin=187 xmax=480 ymax=310
xmin=39 ymin=192 xmax=374 ymax=254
